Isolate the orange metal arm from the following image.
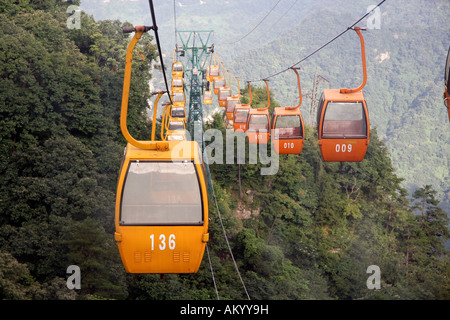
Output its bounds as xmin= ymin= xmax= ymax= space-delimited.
xmin=235 ymin=77 xmax=241 ymax=98
xmin=340 ymin=27 xmax=367 ymax=94
xmin=121 ymin=27 xmax=158 ymax=149
xmin=261 ymin=79 xmax=270 ymax=111
xmin=242 ymin=81 xmax=253 ymax=106
xmin=287 ymin=67 xmax=302 ymax=110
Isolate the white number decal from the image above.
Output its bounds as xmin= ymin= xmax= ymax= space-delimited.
xmin=159 ymin=234 xmax=166 ymax=250
xmin=335 ymin=144 xmax=353 ymax=153
xmin=169 ymin=234 xmax=176 ymax=250
xmin=284 ymin=142 xmax=294 ymax=149
xmin=150 ymin=234 xmax=176 ymax=251
xmin=149 ymin=234 xmax=154 ymax=250
xmin=255 ymin=134 xmax=263 ymax=140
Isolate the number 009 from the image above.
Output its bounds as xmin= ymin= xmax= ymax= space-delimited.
xmin=335 ymin=144 xmax=353 ymax=152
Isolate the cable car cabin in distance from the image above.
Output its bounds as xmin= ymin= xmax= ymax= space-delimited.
xmin=206 ymin=65 xmax=220 ymax=82
xmin=233 ymin=104 xmax=250 ymax=132
xmin=225 ymin=96 xmax=240 ymax=120
xmin=271 ymin=67 xmax=305 ymax=154
xmin=272 ymin=109 xmax=304 ymax=154
xmin=171 ymin=77 xmax=184 ymax=92
xmin=172 ymin=61 xmax=183 ymax=78
xmin=247 ymin=110 xmax=270 ymax=144
xmin=167 ymin=118 xmax=185 ymax=131
xmin=166 ymin=130 xmax=187 ymax=141
xmin=213 ymin=77 xmax=225 ymax=95
xmin=316 ymin=89 xmax=369 ymax=162
xmin=218 ymin=87 xmax=232 ymax=107
xmin=171 ymin=105 xmax=186 ymax=120
xmin=115 ymin=141 xmax=209 ymax=274
xmin=172 ymin=91 xmax=186 ymax=107
xmin=233 ymin=81 xmax=253 ymax=132
xmin=246 ymin=80 xmax=271 ymax=144
xmin=203 ymin=90 xmax=213 ymax=105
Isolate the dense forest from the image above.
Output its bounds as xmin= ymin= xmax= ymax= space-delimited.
xmin=0 ymin=0 xmax=449 ymax=302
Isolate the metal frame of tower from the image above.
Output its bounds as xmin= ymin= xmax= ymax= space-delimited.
xmin=175 ymin=30 xmax=214 ymax=141
xmin=307 ymin=73 xmax=330 ymax=126
xmin=175 ymin=30 xmax=214 ymax=195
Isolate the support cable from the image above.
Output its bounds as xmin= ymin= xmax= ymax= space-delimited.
xmin=212 ymin=185 xmax=251 ymax=300
xmin=173 ymin=0 xmax=178 ymax=61
xmin=148 ymin=0 xmax=172 ymax=104
xmin=229 ymin=0 xmax=283 ymax=44
xmin=206 ymin=243 xmax=220 ymax=300
xmin=243 ymin=0 xmax=387 ymax=83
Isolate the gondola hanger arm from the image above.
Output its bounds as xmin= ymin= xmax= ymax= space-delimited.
xmin=286 ymin=67 xmax=302 ymax=110
xmin=260 ymin=79 xmax=270 ymax=111
xmin=121 ymin=26 xmax=160 ymax=149
xmin=242 ymin=81 xmax=252 ymax=106
xmin=340 ymin=27 xmax=367 ymax=94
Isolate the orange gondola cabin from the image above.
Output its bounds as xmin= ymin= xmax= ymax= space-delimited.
xmin=115 ymin=26 xmax=209 ymax=274
xmin=316 ymin=27 xmax=370 ymax=162
xmin=246 ymin=80 xmax=271 ymax=144
xmin=316 ymin=89 xmax=369 ymax=161
xmin=271 ymin=67 xmax=305 ymax=154
xmin=115 ymin=141 xmax=209 ymax=274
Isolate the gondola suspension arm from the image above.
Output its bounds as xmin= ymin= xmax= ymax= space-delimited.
xmin=340 ymin=27 xmax=367 ymax=94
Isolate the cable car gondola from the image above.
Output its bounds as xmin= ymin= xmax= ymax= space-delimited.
xmin=171 ymin=77 xmax=184 ymax=92
xmin=203 ymin=89 xmax=213 ymax=105
xmin=172 ymin=61 xmax=183 ymax=78
xmin=225 ymin=77 xmax=241 ymax=120
xmin=115 ymin=26 xmax=209 ymax=274
xmin=271 ymin=67 xmax=305 ymax=154
xmin=246 ymin=79 xmax=271 ymax=144
xmin=213 ymin=77 xmax=225 ymax=96
xmin=171 ymin=104 xmax=186 ymax=120
xmin=218 ymin=65 xmax=232 ymax=107
xmin=233 ymin=81 xmax=252 ymax=132
xmin=206 ymin=53 xmax=220 ymax=82
xmin=172 ymin=90 xmax=186 ymax=107
xmin=225 ymin=96 xmax=240 ymax=120
xmin=218 ymin=87 xmax=232 ymax=107
xmin=316 ymin=27 xmax=370 ymax=162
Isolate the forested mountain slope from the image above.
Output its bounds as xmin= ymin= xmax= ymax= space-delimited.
xmin=0 ymin=1 xmax=448 ymax=301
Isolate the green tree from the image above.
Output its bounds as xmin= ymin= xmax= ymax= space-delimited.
xmin=65 ymin=217 xmax=127 ymax=299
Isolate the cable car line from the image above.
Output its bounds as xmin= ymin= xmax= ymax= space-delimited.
xmin=211 ymin=185 xmax=251 ymax=300
xmin=229 ymin=0 xmax=283 ymax=45
xmin=148 ymin=0 xmax=172 ymax=104
xmin=206 ymin=243 xmax=220 ymax=300
xmin=240 ymin=0 xmax=388 ymax=84
xmin=256 ymin=0 xmax=299 ymax=43
xmin=173 ymin=0 xmax=178 ymax=60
